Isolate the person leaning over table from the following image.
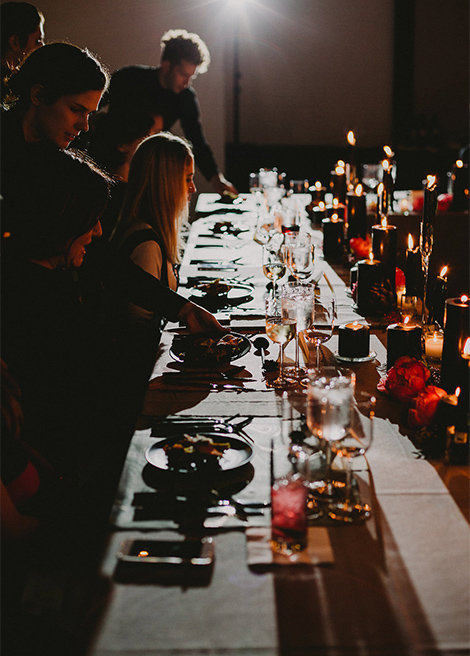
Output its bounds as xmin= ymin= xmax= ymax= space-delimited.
xmin=109 ymin=131 xmax=196 ymax=337
xmin=0 ymin=41 xmax=225 ymax=337
xmin=0 ymin=1 xmax=45 ymax=105
xmin=104 ymin=28 xmax=238 ymax=197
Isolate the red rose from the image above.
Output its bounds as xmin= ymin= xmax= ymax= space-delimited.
xmin=384 ymin=356 xmax=431 ymax=402
xmin=349 ymin=236 xmax=371 ymax=259
xmin=437 ymin=193 xmax=453 ymax=212
xmin=408 ymin=385 xmax=447 ymax=428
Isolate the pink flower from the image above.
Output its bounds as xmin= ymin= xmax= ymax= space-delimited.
xmin=384 ymin=356 xmax=431 ymax=403
xmin=408 ymin=385 xmax=447 ymax=428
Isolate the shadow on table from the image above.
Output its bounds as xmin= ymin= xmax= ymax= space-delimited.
xmin=113 ymin=559 xmax=214 ymax=588
xmin=271 ymin=470 xmax=441 ymax=656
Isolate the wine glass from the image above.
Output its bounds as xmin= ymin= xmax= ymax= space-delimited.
xmin=303 ymin=294 xmax=335 ymax=368
xmin=284 ymin=232 xmax=314 ymax=280
xmin=254 ymin=210 xmax=276 ymax=245
xmin=328 ymin=394 xmax=375 ymax=522
xmin=265 ymin=296 xmax=297 ymax=388
xmin=281 ymin=282 xmax=315 ymax=378
xmin=262 ymin=242 xmax=287 ymax=298
xmin=306 ymin=367 xmax=356 ymax=499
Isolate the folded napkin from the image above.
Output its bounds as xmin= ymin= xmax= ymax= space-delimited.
xmin=246 ymin=526 xmax=334 ymax=566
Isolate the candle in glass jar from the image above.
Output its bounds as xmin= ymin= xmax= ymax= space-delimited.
xmin=346 ymin=183 xmax=367 ymax=240
xmin=386 ymin=319 xmax=422 ymax=370
xmin=441 ymin=296 xmax=470 ymax=393
xmin=372 ymin=219 xmax=398 ymax=298
xmin=338 ymin=322 xmax=370 ymax=358
xmin=424 ymin=330 xmax=444 ymax=360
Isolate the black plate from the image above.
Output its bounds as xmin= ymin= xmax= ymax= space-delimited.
xmin=170 ymin=332 xmax=251 ymax=365
xmin=145 ymin=433 xmax=253 ymax=473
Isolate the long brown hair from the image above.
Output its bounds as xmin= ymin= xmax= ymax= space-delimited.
xmin=114 ymin=132 xmax=193 ymax=264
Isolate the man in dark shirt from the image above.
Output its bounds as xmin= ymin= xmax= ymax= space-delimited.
xmin=106 ymin=29 xmax=237 ymax=196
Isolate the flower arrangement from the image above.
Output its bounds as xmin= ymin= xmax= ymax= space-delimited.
xmin=378 ymin=356 xmax=446 ymax=429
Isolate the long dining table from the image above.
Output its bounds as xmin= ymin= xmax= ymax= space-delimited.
xmin=87 ymin=193 xmax=469 ymax=656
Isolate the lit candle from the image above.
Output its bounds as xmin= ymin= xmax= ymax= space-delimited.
xmin=376 ymin=182 xmax=384 ymax=221
xmin=346 ymin=183 xmax=367 ymax=240
xmin=429 ymin=265 xmax=448 ymax=328
xmin=380 ymin=159 xmax=394 ymax=217
xmin=386 ymin=317 xmax=422 ymax=370
xmin=372 ymin=217 xmax=398 ymax=299
xmin=424 ymin=330 xmax=444 ymax=360
xmin=327 ymin=197 xmax=345 ymax=219
xmin=322 ymin=214 xmax=344 ymax=261
xmin=347 ymin=131 xmax=357 ymax=186
xmin=330 ymin=161 xmax=347 ymax=203
xmin=405 ymin=234 xmax=419 ymax=297
xmin=383 ymin=145 xmax=394 ymax=164
xmin=338 ymin=321 xmax=370 ymax=358
xmin=441 ymin=295 xmax=470 ymax=393
xmin=309 ymin=181 xmax=326 ymax=207
xmin=421 ymin=174 xmax=438 ymax=259
xmin=450 ymin=160 xmax=469 ymax=211
xmin=356 ymin=253 xmax=382 ymax=314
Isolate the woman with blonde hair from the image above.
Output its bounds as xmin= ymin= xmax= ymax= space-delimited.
xmin=111 ymin=131 xmax=196 ymax=327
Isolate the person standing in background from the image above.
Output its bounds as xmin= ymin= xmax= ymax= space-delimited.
xmin=106 ymin=28 xmax=238 ymax=197
xmin=1 ymin=1 xmax=44 ymax=104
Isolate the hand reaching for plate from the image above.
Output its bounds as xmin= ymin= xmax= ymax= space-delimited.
xmin=178 ymin=300 xmax=226 ymax=334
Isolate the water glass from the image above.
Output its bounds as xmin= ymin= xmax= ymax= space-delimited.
xmin=284 ymin=232 xmax=314 ymax=280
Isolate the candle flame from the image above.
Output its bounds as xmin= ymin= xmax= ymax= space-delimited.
xmin=315 ymin=181 xmax=322 ymax=190
xmin=463 ymin=338 xmax=470 ymax=358
xmin=384 ymin=145 xmax=394 ymax=158
xmin=381 ymin=216 xmax=388 ymax=228
xmin=404 ymin=316 xmax=410 ymax=325
xmin=337 ymin=160 xmax=345 ymax=167
xmin=377 ymin=182 xmax=384 ymax=197
xmin=426 ymin=174 xmax=437 ymax=190
xmin=456 ymin=159 xmax=464 ymax=168
xmin=353 ymin=321 xmax=359 ymax=327
xmin=347 ymin=131 xmax=356 ymax=146
xmin=382 ymin=159 xmax=390 ymax=172
xmin=319 ymin=201 xmax=325 ymax=210
xmin=355 ymin=183 xmax=363 ymax=196
xmin=335 ymin=165 xmax=345 ymax=175
xmin=440 ymin=265 xmax=448 ymax=278
xmin=368 ymin=251 xmax=374 ymax=262
xmin=455 ymin=387 xmax=461 ymax=398
xmin=331 ymin=213 xmax=339 ymax=222
xmin=461 ymin=295 xmax=468 ymax=303
xmin=333 ymin=198 xmax=339 ymax=208
xmin=407 ymin=234 xmax=414 ymax=249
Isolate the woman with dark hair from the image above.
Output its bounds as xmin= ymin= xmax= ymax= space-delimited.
xmin=2 ymin=146 xmax=110 ymax=485
xmin=1 ymin=1 xmax=44 ymax=103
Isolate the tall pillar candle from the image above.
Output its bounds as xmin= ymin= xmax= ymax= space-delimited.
xmin=441 ymin=296 xmax=470 ymax=393
xmin=405 ymin=234 xmax=419 ymax=296
xmin=386 ymin=321 xmax=422 ymax=370
xmin=322 ymin=215 xmax=344 ymax=261
xmin=356 ymin=256 xmax=382 ymax=314
xmin=346 ymin=184 xmax=367 ymax=240
xmin=372 ymin=221 xmax=398 ymax=298
xmin=428 ymin=266 xmax=448 ymax=328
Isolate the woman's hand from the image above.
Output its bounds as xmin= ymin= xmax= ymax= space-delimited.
xmin=178 ymin=300 xmax=226 ymax=334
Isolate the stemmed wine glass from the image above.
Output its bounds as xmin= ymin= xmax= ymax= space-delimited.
xmin=262 ymin=240 xmax=287 ymax=298
xmin=328 ymin=394 xmax=375 ymax=522
xmin=306 ymin=368 xmax=356 ymax=499
xmin=265 ymin=296 xmax=296 ymax=388
xmin=284 ymin=232 xmax=314 ymax=280
xmin=281 ymin=282 xmax=315 ymax=378
xmin=303 ymin=294 xmax=335 ymax=368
